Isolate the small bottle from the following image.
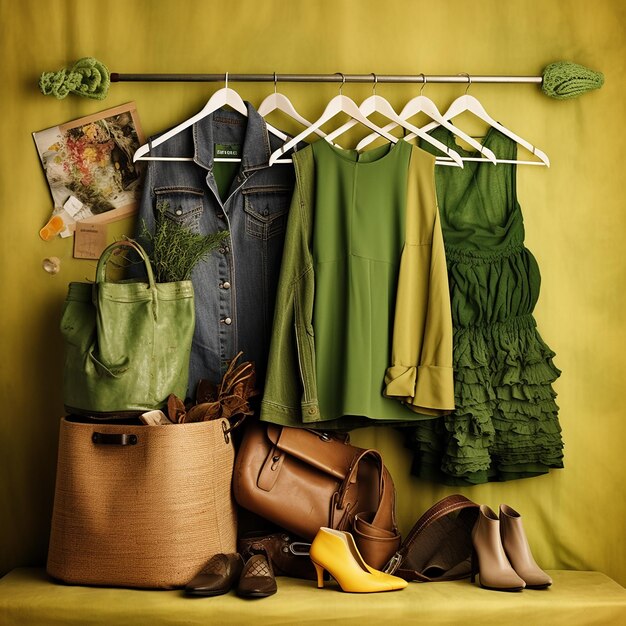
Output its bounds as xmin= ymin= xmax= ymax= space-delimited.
xmin=39 ymin=214 xmax=66 ymax=240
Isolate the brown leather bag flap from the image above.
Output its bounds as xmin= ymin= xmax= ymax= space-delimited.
xmin=266 ymin=424 xmax=357 ymax=480
xmin=386 ymin=494 xmax=479 ymax=581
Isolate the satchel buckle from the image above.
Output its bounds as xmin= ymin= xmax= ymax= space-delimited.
xmin=288 ymin=542 xmax=311 ymax=556
xmin=383 ymin=552 xmax=402 ymax=575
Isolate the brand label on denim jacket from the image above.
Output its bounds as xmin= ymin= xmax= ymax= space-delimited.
xmin=215 ymin=143 xmax=242 ymax=158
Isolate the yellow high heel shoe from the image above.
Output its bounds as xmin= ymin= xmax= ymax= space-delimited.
xmin=309 ymin=527 xmax=408 ymax=593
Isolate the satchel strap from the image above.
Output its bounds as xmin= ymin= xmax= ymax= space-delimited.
xmin=336 ymin=449 xmax=384 ymax=510
xmin=334 ymin=449 xmax=401 ymax=570
xmin=383 ymin=494 xmax=478 ymax=579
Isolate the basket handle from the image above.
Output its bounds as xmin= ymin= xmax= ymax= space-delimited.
xmin=92 ymin=432 xmax=138 ymax=446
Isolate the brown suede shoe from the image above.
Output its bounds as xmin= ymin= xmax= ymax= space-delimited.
xmin=184 ymin=553 xmax=244 ymax=596
xmin=237 ymin=553 xmax=277 ymax=598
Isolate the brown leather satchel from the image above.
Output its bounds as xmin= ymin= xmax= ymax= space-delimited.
xmin=383 ymin=494 xmax=480 ymax=582
xmin=233 ymin=421 xmax=401 ymax=570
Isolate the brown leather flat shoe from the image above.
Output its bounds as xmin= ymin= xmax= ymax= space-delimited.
xmin=184 ymin=553 xmax=244 ymax=596
xmin=237 ymin=553 xmax=277 ymax=598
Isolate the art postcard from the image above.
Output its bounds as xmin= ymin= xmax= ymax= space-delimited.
xmin=33 ymin=102 xmax=145 ymax=227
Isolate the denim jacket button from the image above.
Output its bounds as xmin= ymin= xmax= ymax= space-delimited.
xmin=221 ymin=281 xmax=231 ymax=290
xmin=175 ymin=209 xmax=183 ymax=216
xmin=222 ymin=317 xmax=232 ymax=325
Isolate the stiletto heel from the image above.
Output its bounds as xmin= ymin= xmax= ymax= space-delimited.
xmin=499 ymin=505 xmax=552 ymax=589
xmin=313 ymin=561 xmax=325 ymax=589
xmin=309 ymin=527 xmax=407 ymax=593
xmin=471 ymin=505 xmax=526 ymax=592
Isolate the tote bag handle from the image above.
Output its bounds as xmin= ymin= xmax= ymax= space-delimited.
xmin=93 ymin=239 xmax=159 ymax=319
xmin=95 ymin=239 xmax=156 ymax=288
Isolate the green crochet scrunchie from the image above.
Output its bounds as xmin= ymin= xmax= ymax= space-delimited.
xmin=542 ymin=61 xmax=604 ymax=99
xmin=39 ymin=57 xmax=110 ymax=100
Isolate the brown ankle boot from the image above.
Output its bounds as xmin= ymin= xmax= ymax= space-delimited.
xmin=471 ymin=505 xmax=526 ymax=591
xmin=499 ymin=505 xmax=552 ymax=589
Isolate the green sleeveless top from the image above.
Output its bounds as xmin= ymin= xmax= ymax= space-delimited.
xmin=407 ymin=127 xmax=564 ymax=484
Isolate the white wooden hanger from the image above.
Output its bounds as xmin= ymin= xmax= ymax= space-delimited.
xmin=258 ymin=73 xmax=328 ymax=140
xmin=421 ymin=75 xmax=550 ymax=167
xmin=268 ymin=74 xmax=404 ymax=166
xmin=355 ymin=75 xmax=497 ymax=165
xmin=133 ymin=73 xmax=288 ymax=163
xmin=322 ymin=74 xmax=464 ymax=167
xmin=322 ymin=74 xmax=382 ymax=143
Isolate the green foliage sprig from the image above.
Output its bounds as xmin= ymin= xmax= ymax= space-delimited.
xmin=140 ymin=201 xmax=229 ymax=283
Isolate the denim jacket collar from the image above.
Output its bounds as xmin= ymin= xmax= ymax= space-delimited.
xmin=193 ymin=102 xmax=271 ymax=173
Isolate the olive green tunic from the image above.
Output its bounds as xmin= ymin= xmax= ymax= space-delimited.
xmin=260 ymin=138 xmax=454 ymax=429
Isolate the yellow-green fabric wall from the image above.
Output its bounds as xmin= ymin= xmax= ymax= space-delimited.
xmin=1 ymin=0 xmax=624 ymax=587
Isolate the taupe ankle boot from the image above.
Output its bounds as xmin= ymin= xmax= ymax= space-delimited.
xmin=471 ymin=505 xmax=525 ymax=591
xmin=499 ymin=505 xmax=552 ymax=589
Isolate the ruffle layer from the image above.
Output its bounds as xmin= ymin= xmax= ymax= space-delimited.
xmin=406 ymin=315 xmax=563 ymax=484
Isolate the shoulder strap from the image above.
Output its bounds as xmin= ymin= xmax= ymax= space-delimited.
xmin=332 ymin=450 xmax=401 ymax=570
xmin=383 ymin=494 xmax=478 ymax=578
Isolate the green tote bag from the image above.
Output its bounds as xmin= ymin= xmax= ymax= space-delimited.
xmin=61 ymin=239 xmax=195 ymax=417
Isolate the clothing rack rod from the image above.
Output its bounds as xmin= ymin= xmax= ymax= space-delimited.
xmin=110 ymin=72 xmax=543 ymax=85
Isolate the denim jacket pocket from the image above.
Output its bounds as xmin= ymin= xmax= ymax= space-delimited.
xmin=155 ymin=187 xmax=205 ymax=232
xmin=243 ymin=186 xmax=292 ymax=240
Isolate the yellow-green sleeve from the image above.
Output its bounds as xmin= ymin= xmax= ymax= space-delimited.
xmin=384 ymin=147 xmax=455 ymax=414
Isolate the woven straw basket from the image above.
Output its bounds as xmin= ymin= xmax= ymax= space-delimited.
xmin=47 ymin=416 xmax=237 ymax=588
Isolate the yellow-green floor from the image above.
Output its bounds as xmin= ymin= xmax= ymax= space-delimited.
xmin=1 ymin=568 xmax=625 ymax=626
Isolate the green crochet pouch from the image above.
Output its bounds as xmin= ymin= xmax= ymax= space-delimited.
xmin=542 ymin=61 xmax=604 ymax=100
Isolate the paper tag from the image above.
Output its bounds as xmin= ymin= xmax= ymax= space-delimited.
xmin=63 ymin=195 xmax=84 ymax=217
xmin=214 ymin=143 xmax=242 ymax=158
xmin=73 ymin=222 xmax=108 ymax=259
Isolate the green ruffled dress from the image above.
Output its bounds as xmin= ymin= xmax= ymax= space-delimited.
xmin=406 ymin=127 xmax=564 ymax=484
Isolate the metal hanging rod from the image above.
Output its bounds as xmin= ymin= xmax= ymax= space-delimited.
xmin=110 ymin=72 xmax=543 ymax=85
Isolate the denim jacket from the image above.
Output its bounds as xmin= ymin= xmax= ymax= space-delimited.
xmin=136 ymin=104 xmax=295 ymax=397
